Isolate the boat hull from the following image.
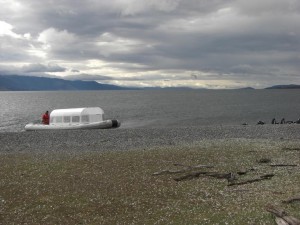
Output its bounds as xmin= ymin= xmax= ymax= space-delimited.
xmin=25 ymin=119 xmax=120 ymax=131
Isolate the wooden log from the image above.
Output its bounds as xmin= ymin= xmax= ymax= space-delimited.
xmin=281 ymin=216 xmax=300 ymax=225
xmin=261 ymin=174 xmax=275 ymax=179
xmin=228 ymin=174 xmax=274 ymax=186
xmin=275 ymin=217 xmax=290 ymax=225
xmin=266 ymin=204 xmax=300 ymax=225
xmin=270 ymin=164 xmax=298 ymax=167
xmin=174 ymin=171 xmax=237 ymax=182
xmin=282 ymin=195 xmax=300 ymax=204
xmin=173 ymin=163 xmax=214 ymax=169
xmin=266 ymin=204 xmax=287 ymax=217
xmin=282 ymin=148 xmax=300 ymax=151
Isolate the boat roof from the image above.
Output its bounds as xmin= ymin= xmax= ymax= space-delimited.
xmin=50 ymin=107 xmax=104 ymax=117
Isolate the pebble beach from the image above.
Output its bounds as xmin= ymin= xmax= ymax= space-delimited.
xmin=1 ymin=124 xmax=300 ymax=153
xmin=1 ymin=125 xmax=300 ymax=224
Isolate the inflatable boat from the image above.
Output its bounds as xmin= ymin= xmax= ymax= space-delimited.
xmin=25 ymin=107 xmax=120 ymax=131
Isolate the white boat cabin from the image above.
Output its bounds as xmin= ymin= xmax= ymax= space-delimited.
xmin=50 ymin=107 xmax=104 ymax=125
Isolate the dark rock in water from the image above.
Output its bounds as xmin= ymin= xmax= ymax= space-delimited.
xmin=257 ymin=121 xmax=265 ymax=125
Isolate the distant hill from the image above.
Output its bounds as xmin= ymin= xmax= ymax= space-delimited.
xmin=266 ymin=84 xmax=300 ymax=89
xmin=5 ymin=74 xmax=298 ymax=91
xmin=143 ymin=86 xmax=196 ymax=90
xmin=0 ymin=75 xmax=131 ymax=91
xmin=236 ymin=87 xmax=255 ymax=90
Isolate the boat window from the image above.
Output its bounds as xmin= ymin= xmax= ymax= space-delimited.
xmin=72 ymin=116 xmax=80 ymax=123
xmin=81 ymin=115 xmax=89 ymax=123
xmin=56 ymin=116 xmax=63 ymax=123
xmin=90 ymin=114 xmax=102 ymax=122
xmin=50 ymin=117 xmax=55 ymax=123
xmin=64 ymin=116 xmax=71 ymax=123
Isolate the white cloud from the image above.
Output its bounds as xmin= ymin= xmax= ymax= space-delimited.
xmin=24 ymin=33 xmax=31 ymax=40
xmin=96 ymin=32 xmax=144 ymax=57
xmin=38 ymin=28 xmax=77 ymax=49
xmin=0 ymin=21 xmax=21 ymax=38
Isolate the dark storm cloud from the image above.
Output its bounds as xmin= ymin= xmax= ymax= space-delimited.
xmin=1 ymin=0 xmax=300 ymax=88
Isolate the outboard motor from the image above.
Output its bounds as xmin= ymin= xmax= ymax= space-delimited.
xmin=111 ymin=119 xmax=121 ymax=128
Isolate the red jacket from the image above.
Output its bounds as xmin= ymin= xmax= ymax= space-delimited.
xmin=42 ymin=113 xmax=49 ymax=125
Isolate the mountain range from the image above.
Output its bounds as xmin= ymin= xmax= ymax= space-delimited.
xmin=1 ymin=75 xmax=300 ymax=91
xmin=0 ymin=75 xmax=131 ymax=91
xmin=265 ymin=84 xmax=300 ymax=89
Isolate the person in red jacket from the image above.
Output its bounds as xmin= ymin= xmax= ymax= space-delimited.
xmin=42 ymin=111 xmax=50 ymax=125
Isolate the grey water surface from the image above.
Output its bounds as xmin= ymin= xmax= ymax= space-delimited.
xmin=1 ymin=89 xmax=300 ymax=132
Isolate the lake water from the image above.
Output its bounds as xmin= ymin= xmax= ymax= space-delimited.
xmin=1 ymin=89 xmax=300 ymax=132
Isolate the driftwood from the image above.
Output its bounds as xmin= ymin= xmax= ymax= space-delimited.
xmin=173 ymin=165 xmax=257 ymax=182
xmin=282 ymin=148 xmax=300 ymax=151
xmin=266 ymin=204 xmax=287 ymax=217
xmin=270 ymin=164 xmax=298 ymax=167
xmin=173 ymin=163 xmax=214 ymax=169
xmin=283 ymin=195 xmax=300 ymax=204
xmin=275 ymin=217 xmax=290 ymax=225
xmin=173 ymin=167 xmax=256 ymax=182
xmin=266 ymin=204 xmax=300 ymax=225
xmin=174 ymin=171 xmax=236 ymax=182
xmin=227 ymin=174 xmax=274 ymax=186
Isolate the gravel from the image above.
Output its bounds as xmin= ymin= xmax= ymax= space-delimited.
xmin=1 ymin=125 xmax=300 ymax=224
xmin=1 ymin=124 xmax=300 ymax=153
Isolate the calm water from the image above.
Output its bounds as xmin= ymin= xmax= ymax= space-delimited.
xmin=1 ymin=89 xmax=300 ymax=132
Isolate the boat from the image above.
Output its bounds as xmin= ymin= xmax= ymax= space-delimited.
xmin=25 ymin=107 xmax=120 ymax=131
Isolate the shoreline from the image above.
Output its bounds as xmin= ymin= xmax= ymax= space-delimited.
xmin=1 ymin=124 xmax=300 ymax=154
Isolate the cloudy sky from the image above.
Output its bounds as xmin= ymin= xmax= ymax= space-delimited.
xmin=0 ymin=0 xmax=299 ymax=89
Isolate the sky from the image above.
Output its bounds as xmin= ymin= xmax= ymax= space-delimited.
xmin=0 ymin=0 xmax=299 ymax=89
